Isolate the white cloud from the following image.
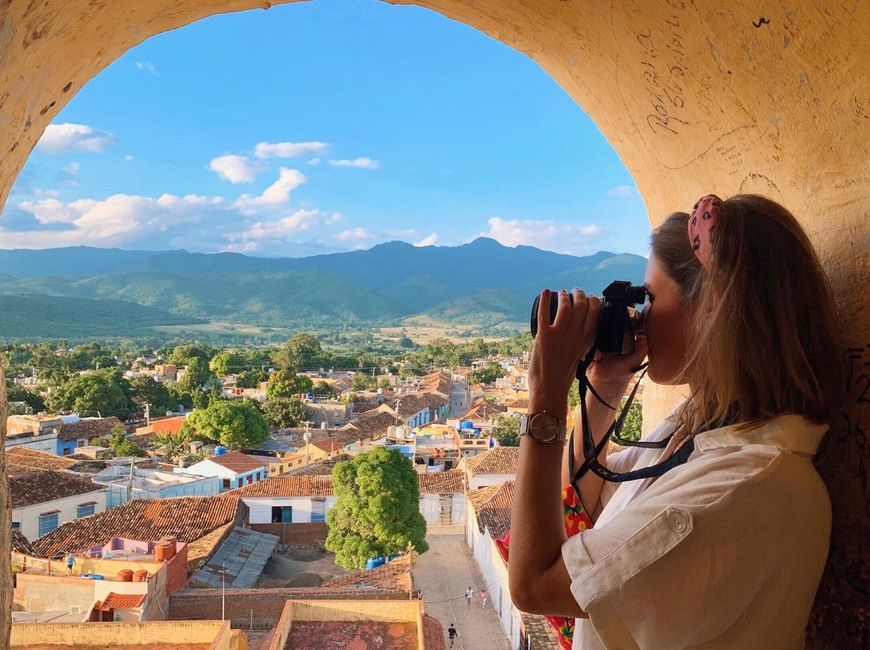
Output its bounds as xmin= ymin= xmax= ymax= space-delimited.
xmin=225 ymin=208 xmax=343 ymax=249
xmin=329 ymin=157 xmax=380 ymax=170
xmin=135 ymin=61 xmax=159 ymax=76
xmin=233 ymin=168 xmax=308 ymax=213
xmin=606 ymin=185 xmax=636 ymax=197
xmin=124 ymin=155 xmax=134 ymax=161
xmin=208 ymin=155 xmax=267 ymax=184
xmin=414 ymin=233 xmax=438 ymax=247
xmin=337 ymin=227 xmax=377 ymax=242
xmin=478 ymin=217 xmax=604 ymax=255
xmin=36 ymin=123 xmax=115 ymax=155
xmin=308 ymin=158 xmax=321 ymax=165
xmin=254 ymin=141 xmax=330 ymax=159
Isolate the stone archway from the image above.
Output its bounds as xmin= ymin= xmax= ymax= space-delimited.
xmin=0 ymin=1 xmax=867 ymax=646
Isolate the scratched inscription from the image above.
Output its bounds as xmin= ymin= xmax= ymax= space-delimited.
xmin=636 ymin=0 xmax=690 ymax=135
xmin=840 ymin=344 xmax=870 ymax=459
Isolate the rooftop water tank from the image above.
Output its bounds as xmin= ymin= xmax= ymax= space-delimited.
xmin=214 ymin=445 xmax=228 ymax=456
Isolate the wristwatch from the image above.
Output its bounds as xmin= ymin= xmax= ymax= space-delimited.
xmin=520 ymin=411 xmax=567 ymax=444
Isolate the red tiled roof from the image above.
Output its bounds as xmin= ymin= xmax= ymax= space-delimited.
xmin=417 ymin=469 xmax=465 ymax=494
xmin=423 ymin=369 xmax=453 ymax=397
xmin=94 ymin=592 xmax=146 ymax=611
xmin=521 ymin=612 xmax=563 ymax=649
xmin=286 ymin=621 xmax=418 ymax=650
xmin=32 ymin=495 xmax=239 ymax=558
xmin=231 ymin=470 xmax=462 ymax=498
xmin=468 ymin=481 xmax=514 ymax=541
xmin=10 ymin=469 xmax=104 ymax=509
xmin=459 ymin=398 xmax=506 ymax=421
xmin=149 ymin=416 xmax=187 ymax=435
xmin=342 ymin=410 xmax=397 ymax=438
xmin=465 ymin=447 xmax=520 ymax=476
xmin=57 ymin=416 xmax=122 ymax=442
xmin=11 ymin=529 xmax=37 ymax=555
xmin=207 ymin=450 xmax=266 ymax=473
xmin=320 ymin=554 xmax=413 ymax=593
xmin=6 ymin=447 xmax=78 ymax=476
xmin=309 ymin=437 xmax=341 ymax=454
xmin=422 ymin=614 xmax=446 ymax=650
xmin=231 ymin=475 xmax=335 ymax=497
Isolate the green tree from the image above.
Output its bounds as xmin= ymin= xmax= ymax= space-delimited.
xmin=6 ymin=383 xmax=45 ymax=412
xmin=350 ymin=373 xmax=376 ymax=392
xmin=108 ymin=423 xmax=146 ymax=457
xmin=467 ymin=361 xmax=507 ymax=385
xmin=378 ymin=378 xmax=392 ymax=392
xmin=325 ymin=447 xmax=429 ymax=569
xmin=51 ymin=369 xmax=134 ymax=419
xmin=236 ymin=368 xmax=267 ymax=389
xmin=182 ymin=399 xmax=269 ymax=450
xmin=154 ymin=431 xmax=189 ymax=462
xmin=167 ymin=343 xmax=214 ymax=367
xmin=491 ymin=414 xmax=520 ymax=447
xmin=129 ymin=375 xmax=175 ymax=416
xmin=275 ymin=333 xmax=325 ymax=371
xmin=312 ymin=380 xmax=337 ymax=397
xmin=617 ymin=398 xmax=643 ymax=443
xmin=266 ymin=369 xmax=314 ymax=399
xmin=262 ymin=397 xmax=310 ymax=429
xmin=209 ymin=350 xmax=246 ymax=377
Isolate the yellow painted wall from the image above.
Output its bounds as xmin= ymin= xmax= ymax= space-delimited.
xmin=10 ymin=620 xmax=232 ymax=648
xmin=0 ymin=1 xmax=866 ymax=645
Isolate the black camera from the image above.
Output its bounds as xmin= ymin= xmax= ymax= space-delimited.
xmin=529 ymin=280 xmax=647 ymax=354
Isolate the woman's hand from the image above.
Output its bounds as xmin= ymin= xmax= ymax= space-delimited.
xmin=528 ymin=289 xmax=601 ymax=419
xmin=586 ymin=325 xmax=649 ymax=405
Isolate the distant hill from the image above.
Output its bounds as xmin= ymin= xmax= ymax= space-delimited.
xmin=0 ymin=239 xmax=647 ymax=340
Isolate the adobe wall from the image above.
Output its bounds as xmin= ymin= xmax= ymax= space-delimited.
xmin=0 ymin=1 xmax=866 ymax=645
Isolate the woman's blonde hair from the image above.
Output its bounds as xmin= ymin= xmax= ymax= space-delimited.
xmin=651 ymin=195 xmax=844 ymax=431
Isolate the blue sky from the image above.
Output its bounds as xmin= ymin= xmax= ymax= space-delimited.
xmin=3 ymin=0 xmax=651 ymax=258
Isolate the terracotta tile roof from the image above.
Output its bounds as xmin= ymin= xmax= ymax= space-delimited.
xmin=342 ymin=410 xmax=397 ymax=438
xmin=423 ymin=369 xmax=453 ymax=396
xmin=10 ymin=469 xmax=104 ymax=509
xmin=57 ymin=416 xmax=122 ymax=442
xmin=459 ymin=398 xmax=506 ymax=421
xmin=464 ymin=447 xmax=520 ymax=476
xmin=94 ymin=592 xmax=146 ymax=611
xmin=207 ymin=450 xmax=266 ymax=473
xmin=230 ymin=471 xmax=461 ymax=498
xmin=466 ymin=483 xmax=502 ymax=512
xmin=286 ymin=621 xmax=418 ymax=649
xmin=319 ymin=554 xmax=413 ymax=593
xmin=11 ymin=528 xmax=37 ymax=555
xmin=417 ymin=469 xmax=465 ymax=494
xmin=32 ymin=495 xmax=240 ymax=558
xmin=148 ymin=415 xmax=187 ymax=435
xmin=521 ymin=612 xmax=563 ymax=649
xmin=309 ymin=437 xmax=342 ymax=454
xmin=6 ymin=447 xmax=78 ymax=476
xmin=231 ymin=475 xmax=335 ymax=497
xmin=469 ymin=480 xmax=515 ymax=541
xmin=422 ymin=614 xmax=447 ymax=650
xmin=390 ymin=393 xmax=447 ymax=419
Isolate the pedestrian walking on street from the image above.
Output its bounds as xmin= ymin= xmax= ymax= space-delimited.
xmin=448 ymin=623 xmax=459 ymax=648
xmin=479 ymin=588 xmax=488 ymax=608
xmin=66 ymin=555 xmax=75 ymax=575
xmin=465 ymin=587 xmax=474 ymax=608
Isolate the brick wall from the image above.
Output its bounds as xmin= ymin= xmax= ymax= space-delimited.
xmin=249 ymin=522 xmax=327 ymax=546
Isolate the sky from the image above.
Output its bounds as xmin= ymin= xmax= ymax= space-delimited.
xmin=2 ymin=0 xmax=652 ymax=259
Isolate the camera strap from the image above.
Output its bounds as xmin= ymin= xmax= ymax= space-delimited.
xmin=570 ymin=366 xmax=692 ymax=485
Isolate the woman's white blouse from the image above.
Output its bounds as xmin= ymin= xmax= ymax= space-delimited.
xmin=562 ymin=413 xmax=831 ymax=649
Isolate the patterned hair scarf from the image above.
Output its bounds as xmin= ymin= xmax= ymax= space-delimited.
xmin=689 ymin=194 xmax=723 ymax=267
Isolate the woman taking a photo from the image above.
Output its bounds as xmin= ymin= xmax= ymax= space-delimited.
xmin=509 ymin=194 xmax=843 ymax=648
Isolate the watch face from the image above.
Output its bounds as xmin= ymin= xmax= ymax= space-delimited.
xmin=524 ymin=412 xmax=564 ymax=443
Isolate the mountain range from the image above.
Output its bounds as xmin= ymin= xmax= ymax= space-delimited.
xmin=0 ymin=239 xmax=647 ymax=341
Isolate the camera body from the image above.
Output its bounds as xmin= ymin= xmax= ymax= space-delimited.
xmin=529 ymin=280 xmax=647 ymax=354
